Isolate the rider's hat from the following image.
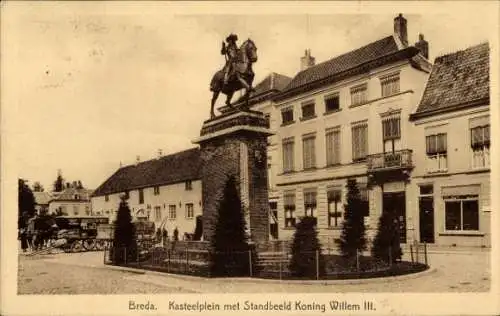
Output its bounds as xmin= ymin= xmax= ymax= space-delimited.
xmin=226 ymin=34 xmax=238 ymax=43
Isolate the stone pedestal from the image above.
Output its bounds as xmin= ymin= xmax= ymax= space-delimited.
xmin=192 ymin=109 xmax=273 ymax=245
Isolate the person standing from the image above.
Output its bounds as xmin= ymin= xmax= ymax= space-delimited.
xmin=20 ymin=228 xmax=28 ymax=253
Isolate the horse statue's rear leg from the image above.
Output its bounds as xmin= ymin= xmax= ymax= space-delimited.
xmin=210 ymin=91 xmax=219 ymax=118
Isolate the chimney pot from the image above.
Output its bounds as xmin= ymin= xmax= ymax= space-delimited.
xmin=415 ymin=33 xmax=429 ymax=59
xmin=300 ymin=49 xmax=315 ymax=71
xmin=394 ymin=13 xmax=408 ymax=47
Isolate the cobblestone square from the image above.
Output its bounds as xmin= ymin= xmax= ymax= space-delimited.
xmin=17 ymin=249 xmax=490 ymax=294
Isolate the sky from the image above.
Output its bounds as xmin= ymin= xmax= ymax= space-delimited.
xmin=2 ymin=2 xmax=497 ymax=191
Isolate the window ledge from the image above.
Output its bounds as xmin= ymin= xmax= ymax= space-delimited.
xmin=279 ymin=170 xmax=296 ymax=176
xmin=323 ymin=109 xmax=342 ymax=116
xmin=466 ymin=168 xmax=490 ymax=174
xmin=283 ymin=227 xmax=296 ymax=230
xmin=326 ymin=163 xmax=342 ymax=169
xmin=280 ymin=120 xmax=295 ymax=127
xmin=300 ymin=115 xmax=317 ymax=122
xmin=326 ymin=227 xmax=342 ymax=230
xmin=302 ymin=167 xmax=318 ymax=172
xmin=439 ymin=232 xmax=484 ymax=237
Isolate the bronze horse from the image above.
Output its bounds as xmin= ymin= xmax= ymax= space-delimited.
xmin=209 ymin=39 xmax=258 ymax=118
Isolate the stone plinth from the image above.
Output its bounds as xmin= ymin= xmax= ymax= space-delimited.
xmin=193 ymin=109 xmax=273 ymax=245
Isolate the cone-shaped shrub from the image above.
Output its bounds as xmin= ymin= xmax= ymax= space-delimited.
xmin=338 ymin=179 xmax=367 ymax=258
xmin=371 ymin=208 xmax=402 ymax=263
xmin=210 ymin=175 xmax=256 ymax=277
xmin=289 ymin=216 xmax=325 ymax=278
xmin=112 ymin=196 xmax=137 ymax=264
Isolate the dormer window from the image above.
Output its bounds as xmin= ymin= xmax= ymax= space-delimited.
xmin=185 ymin=180 xmax=192 ymax=191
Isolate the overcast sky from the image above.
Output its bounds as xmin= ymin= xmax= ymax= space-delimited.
xmin=2 ymin=2 xmax=497 ymax=190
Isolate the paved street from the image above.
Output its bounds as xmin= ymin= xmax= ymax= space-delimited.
xmin=18 ymin=249 xmax=490 ymax=294
xmin=18 ymin=253 xmax=196 ymax=294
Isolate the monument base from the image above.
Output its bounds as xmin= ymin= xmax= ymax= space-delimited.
xmin=193 ymin=109 xmax=273 ymax=246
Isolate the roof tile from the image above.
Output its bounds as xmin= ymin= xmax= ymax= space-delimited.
xmin=416 ymin=43 xmax=489 ymax=114
xmin=93 ymin=147 xmax=201 ymax=197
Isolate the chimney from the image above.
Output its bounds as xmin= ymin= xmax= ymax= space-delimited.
xmin=394 ymin=13 xmax=408 ymax=47
xmin=415 ymin=33 xmax=429 ymax=59
xmin=136 ymin=155 xmax=141 ymax=164
xmin=157 ymin=149 xmax=163 ymax=158
xmin=300 ymin=49 xmax=315 ymax=71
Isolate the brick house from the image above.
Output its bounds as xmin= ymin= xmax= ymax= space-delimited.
xmin=409 ymin=43 xmax=490 ymax=247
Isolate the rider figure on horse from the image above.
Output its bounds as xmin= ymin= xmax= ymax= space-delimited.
xmin=221 ymin=34 xmax=239 ymax=86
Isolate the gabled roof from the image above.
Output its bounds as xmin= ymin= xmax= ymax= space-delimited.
xmin=285 ymin=36 xmax=399 ymax=91
xmin=274 ymin=36 xmax=412 ymax=101
xmin=229 ymin=72 xmax=292 ymax=109
xmin=51 ymin=187 xmax=93 ymax=202
xmin=411 ymin=43 xmax=489 ymax=119
xmin=33 ymin=191 xmax=52 ymax=205
xmin=92 ymin=147 xmax=201 ymax=197
xmin=253 ymin=72 xmax=292 ymax=96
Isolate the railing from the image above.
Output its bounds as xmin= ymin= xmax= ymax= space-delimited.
xmin=367 ymin=149 xmax=413 ymax=171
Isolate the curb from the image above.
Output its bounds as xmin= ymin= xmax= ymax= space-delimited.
xmin=101 ymin=263 xmax=437 ymax=286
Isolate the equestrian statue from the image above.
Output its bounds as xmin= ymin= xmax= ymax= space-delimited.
xmin=209 ymin=34 xmax=258 ymax=118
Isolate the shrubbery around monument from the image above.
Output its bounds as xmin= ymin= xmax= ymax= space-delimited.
xmin=337 ymin=179 xmax=367 ymax=259
xmin=289 ymin=216 xmax=325 ymax=278
xmin=209 ymin=175 xmax=257 ymax=277
xmin=111 ymin=196 xmax=137 ymax=264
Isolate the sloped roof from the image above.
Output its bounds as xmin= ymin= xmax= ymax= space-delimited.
xmin=232 ymin=72 xmax=292 ymax=107
xmin=51 ymin=187 xmax=93 ymax=202
xmin=281 ymin=36 xmax=400 ymax=93
xmin=253 ymin=72 xmax=292 ymax=96
xmin=413 ymin=43 xmax=489 ymax=117
xmin=33 ymin=191 xmax=52 ymax=205
xmin=92 ymin=147 xmax=201 ymax=197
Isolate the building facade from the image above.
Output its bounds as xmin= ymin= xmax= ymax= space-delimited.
xmin=92 ymin=15 xmax=490 ymax=248
xmin=244 ymin=14 xmax=432 ymax=247
xmin=91 ymin=148 xmax=203 ymax=239
xmin=409 ymin=43 xmax=490 ymax=247
xmin=48 ymin=186 xmax=93 ymax=217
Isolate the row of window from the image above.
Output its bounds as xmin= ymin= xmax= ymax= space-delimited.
xmin=153 ymin=203 xmax=195 ymax=221
xmin=281 ymin=74 xmax=400 ymax=125
xmin=56 ymin=205 xmax=90 ymax=216
xmin=425 ymin=125 xmax=490 ymax=173
xmin=282 ymin=187 xmax=369 ymax=228
xmin=282 ymin=120 xmax=377 ymax=172
xmin=104 ymin=180 xmax=194 ymax=203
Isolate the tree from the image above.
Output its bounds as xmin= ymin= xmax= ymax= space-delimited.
xmin=338 ymin=179 xmax=367 ymax=258
xmin=111 ymin=196 xmax=137 ymax=264
xmin=371 ymin=208 xmax=402 ymax=263
xmin=289 ymin=216 xmax=325 ymax=278
xmin=18 ymin=179 xmax=36 ymax=229
xmin=210 ymin=175 xmax=256 ymax=277
xmin=33 ymin=182 xmax=44 ymax=192
xmin=53 ymin=170 xmax=64 ymax=192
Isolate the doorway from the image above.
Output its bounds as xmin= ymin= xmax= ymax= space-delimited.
xmin=418 ymin=185 xmax=435 ymax=243
xmin=382 ymin=191 xmax=407 ymax=243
